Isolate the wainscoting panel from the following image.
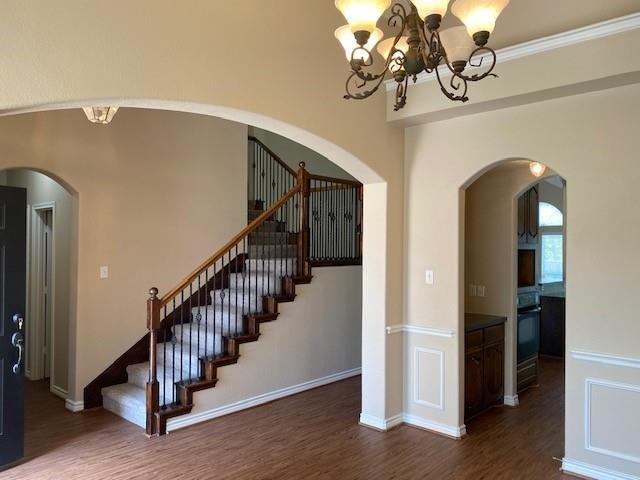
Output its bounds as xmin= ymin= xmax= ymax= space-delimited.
xmin=414 ymin=347 xmax=444 ymax=410
xmin=586 ymin=378 xmax=640 ymax=464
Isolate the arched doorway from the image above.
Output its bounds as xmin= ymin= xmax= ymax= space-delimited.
xmin=460 ymin=159 xmax=567 ymax=470
xmin=0 ymin=168 xmax=78 ymax=405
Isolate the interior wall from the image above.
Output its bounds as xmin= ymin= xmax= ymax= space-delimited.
xmin=0 ymin=108 xmax=248 ymax=402
xmin=404 ymin=83 xmax=640 ymax=477
xmin=167 ymin=265 xmax=363 ymax=432
xmin=249 ymin=127 xmax=356 ymax=181
xmin=1 ymin=169 xmax=73 ymax=395
xmin=0 ymin=1 xmax=405 ymax=424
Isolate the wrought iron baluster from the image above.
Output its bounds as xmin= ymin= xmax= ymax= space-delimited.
xmin=163 ymin=305 xmax=167 ymax=408
xmin=180 ymin=291 xmax=184 ymax=385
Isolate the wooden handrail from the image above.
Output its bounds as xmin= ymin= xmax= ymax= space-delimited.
xmin=308 ymin=173 xmax=361 ymax=188
xmin=159 ymin=185 xmax=301 ymax=306
xmin=248 ymin=136 xmax=297 ymax=177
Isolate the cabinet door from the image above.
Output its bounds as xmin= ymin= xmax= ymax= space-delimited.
xmin=465 ymin=348 xmax=484 ymax=419
xmin=517 ymin=193 xmax=526 ymax=241
xmin=483 ymin=342 xmax=504 ymax=407
xmin=527 ymin=185 xmax=539 ymax=242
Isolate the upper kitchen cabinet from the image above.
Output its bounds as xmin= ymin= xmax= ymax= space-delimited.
xmin=518 ymin=185 xmax=539 ymax=245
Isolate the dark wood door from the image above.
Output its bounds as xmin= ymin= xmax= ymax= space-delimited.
xmin=483 ymin=343 xmax=504 ymax=407
xmin=517 ymin=193 xmax=526 ymax=241
xmin=465 ymin=348 xmax=484 ymax=419
xmin=527 ymin=185 xmax=539 ymax=242
xmin=540 ymin=296 xmax=565 ymax=358
xmin=0 ymin=186 xmax=27 ymax=469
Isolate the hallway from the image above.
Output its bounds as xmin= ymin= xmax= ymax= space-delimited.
xmin=1 ymin=358 xmax=568 ymax=480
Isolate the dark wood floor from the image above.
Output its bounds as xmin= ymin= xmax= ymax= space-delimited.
xmin=3 ymin=357 xmax=570 ymax=480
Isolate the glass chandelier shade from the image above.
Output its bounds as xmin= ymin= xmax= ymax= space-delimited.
xmin=335 ymin=0 xmax=391 ymax=34
xmin=451 ymin=0 xmax=511 ymax=37
xmin=410 ymin=0 xmax=451 ymax=20
xmin=438 ymin=26 xmax=476 ymax=63
xmin=82 ymin=106 xmax=119 ymax=124
xmin=529 ymin=162 xmax=547 ymax=178
xmin=376 ymin=36 xmax=409 ymax=72
xmin=335 ymin=25 xmax=384 ymax=61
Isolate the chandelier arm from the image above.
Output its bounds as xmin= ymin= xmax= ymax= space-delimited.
xmin=416 ymin=24 xmax=439 ymax=74
xmin=344 ymin=2 xmax=410 ymax=100
xmin=448 ymin=47 xmax=498 ymax=82
xmin=393 ymin=73 xmax=409 ymax=111
xmin=434 ymin=65 xmax=469 ymax=102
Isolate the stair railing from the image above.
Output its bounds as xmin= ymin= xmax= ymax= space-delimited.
xmin=249 ymin=136 xmax=297 ymax=212
xmin=145 ymin=161 xmax=363 ymax=436
xmin=308 ymin=174 xmax=363 ymax=266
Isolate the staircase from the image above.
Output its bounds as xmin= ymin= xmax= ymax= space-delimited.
xmin=89 ymin=137 xmax=363 ymax=436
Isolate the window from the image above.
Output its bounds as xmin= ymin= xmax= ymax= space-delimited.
xmin=539 ymin=202 xmax=563 ymax=227
xmin=539 ymin=202 xmax=564 ymax=283
xmin=541 ymin=234 xmax=563 ymax=283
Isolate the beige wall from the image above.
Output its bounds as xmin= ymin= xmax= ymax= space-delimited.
xmin=2 ymin=169 xmax=74 ymax=395
xmin=167 ymin=265 xmax=362 ymax=432
xmin=0 ymin=108 xmax=248 ymax=401
xmin=249 ymin=127 xmax=356 ymax=181
xmin=404 ymin=83 xmax=640 ymax=476
xmin=0 ymin=0 xmax=405 ymax=423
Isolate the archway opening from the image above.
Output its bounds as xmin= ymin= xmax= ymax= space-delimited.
xmin=461 ymin=159 xmax=567 ymax=468
xmin=0 ymin=167 xmax=78 ymax=406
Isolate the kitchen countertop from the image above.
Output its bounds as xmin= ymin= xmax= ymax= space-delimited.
xmin=464 ymin=313 xmax=507 ymax=333
xmin=540 ymin=292 xmax=565 ymax=299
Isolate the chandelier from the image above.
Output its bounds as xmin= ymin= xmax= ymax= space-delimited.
xmin=334 ymin=0 xmax=510 ymax=110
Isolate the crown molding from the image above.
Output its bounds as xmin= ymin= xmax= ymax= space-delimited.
xmin=385 ymin=12 xmax=640 ymax=92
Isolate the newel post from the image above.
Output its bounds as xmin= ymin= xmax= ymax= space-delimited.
xmin=146 ymin=287 xmax=160 ymax=436
xmin=297 ymin=162 xmax=311 ymax=277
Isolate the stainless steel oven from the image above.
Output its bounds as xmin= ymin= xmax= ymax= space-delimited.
xmin=517 ymin=292 xmax=540 ymax=363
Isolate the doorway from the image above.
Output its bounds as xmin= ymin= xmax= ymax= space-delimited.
xmin=28 ymin=204 xmax=55 ymax=386
xmin=462 ymin=160 xmax=567 ymax=468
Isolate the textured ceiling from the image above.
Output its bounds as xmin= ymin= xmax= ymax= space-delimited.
xmin=381 ymin=0 xmax=640 ymax=50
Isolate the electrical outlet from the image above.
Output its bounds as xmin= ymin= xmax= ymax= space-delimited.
xmin=425 ymin=270 xmax=434 ymax=285
xmin=477 ymin=285 xmax=486 ymax=297
xmin=100 ymin=266 xmax=109 ymax=279
xmin=469 ymin=284 xmax=477 ymax=296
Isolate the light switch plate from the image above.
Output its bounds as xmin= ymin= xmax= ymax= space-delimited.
xmin=477 ymin=285 xmax=485 ymax=297
xmin=100 ymin=266 xmax=109 ymax=279
xmin=425 ymin=270 xmax=434 ymax=285
xmin=469 ymin=284 xmax=477 ymax=296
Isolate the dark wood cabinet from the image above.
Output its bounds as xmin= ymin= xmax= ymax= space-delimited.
xmin=540 ymin=295 xmax=565 ymax=358
xmin=518 ymin=185 xmax=539 ymax=244
xmin=465 ymin=348 xmax=484 ymax=418
xmin=464 ymin=321 xmax=505 ymax=421
xmin=483 ymin=343 xmax=504 ymax=406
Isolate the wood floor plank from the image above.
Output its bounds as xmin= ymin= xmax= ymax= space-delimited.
xmin=2 ymin=357 xmax=571 ymax=479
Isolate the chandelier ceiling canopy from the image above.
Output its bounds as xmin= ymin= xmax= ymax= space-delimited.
xmin=334 ymin=0 xmax=511 ymax=110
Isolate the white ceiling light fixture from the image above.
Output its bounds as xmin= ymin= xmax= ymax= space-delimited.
xmin=82 ymin=106 xmax=119 ymax=124
xmin=529 ymin=161 xmax=547 ymax=177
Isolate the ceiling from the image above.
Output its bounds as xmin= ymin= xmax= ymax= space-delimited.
xmin=382 ymin=0 xmax=639 ymax=50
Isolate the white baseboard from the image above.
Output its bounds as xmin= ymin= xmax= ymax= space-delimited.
xmin=504 ymin=394 xmax=519 ymax=407
xmin=359 ymin=412 xmax=404 ymax=431
xmin=65 ymin=399 xmax=84 ymax=413
xmin=167 ymin=367 xmax=362 ymax=432
xmin=403 ymin=413 xmax=466 ymax=438
xmin=562 ymin=458 xmax=638 ymax=480
xmin=360 ymin=412 xmax=466 ymax=438
xmin=50 ymin=384 xmax=68 ymax=400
